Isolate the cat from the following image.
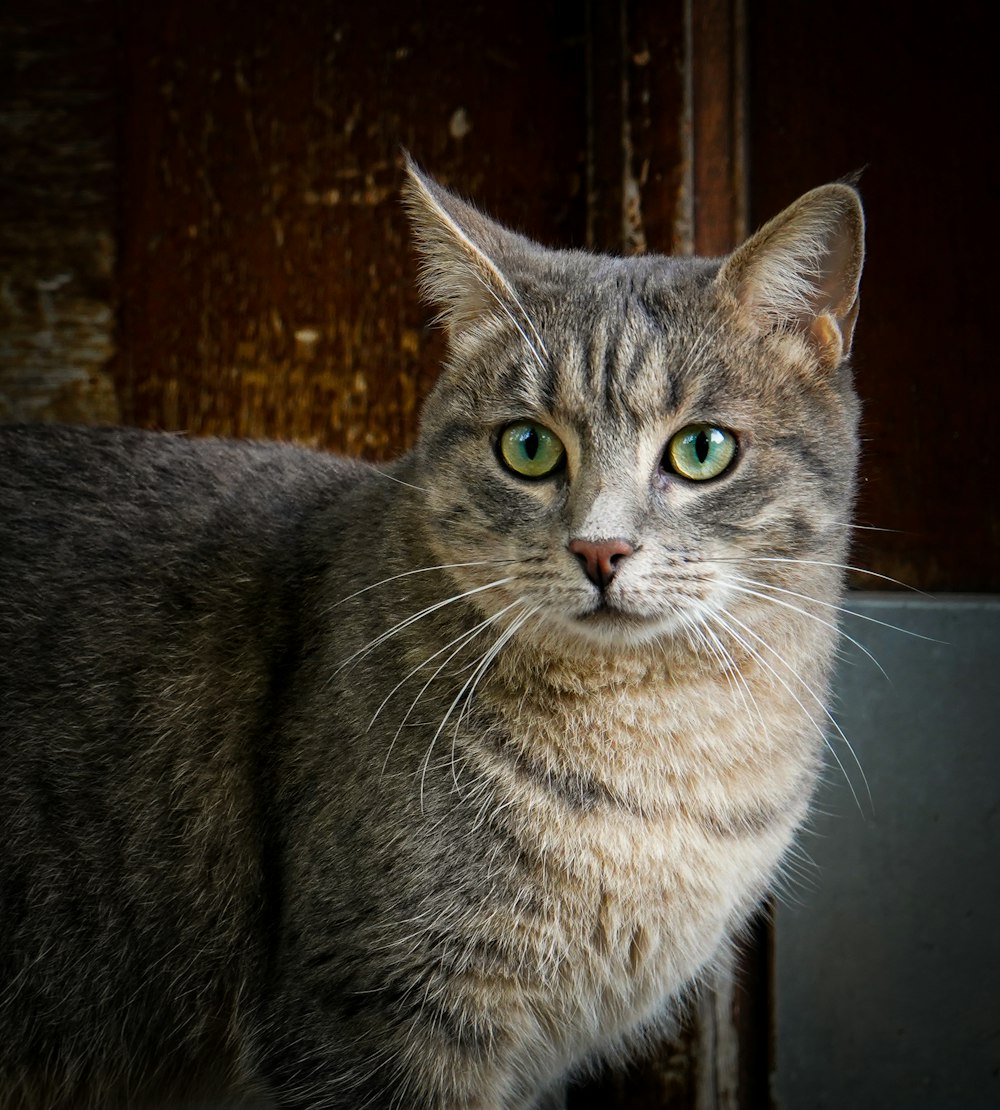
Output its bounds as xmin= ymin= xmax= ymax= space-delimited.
xmin=0 ymin=157 xmax=864 ymax=1109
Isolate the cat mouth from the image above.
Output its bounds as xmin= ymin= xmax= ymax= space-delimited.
xmin=566 ymin=600 xmax=673 ymax=645
xmin=569 ymin=601 xmax=692 ymax=646
xmin=577 ymin=599 xmax=647 ymax=624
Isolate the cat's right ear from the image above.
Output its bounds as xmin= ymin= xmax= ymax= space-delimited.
xmin=402 ymin=155 xmax=519 ymax=337
xmin=716 ymin=182 xmax=865 ymax=368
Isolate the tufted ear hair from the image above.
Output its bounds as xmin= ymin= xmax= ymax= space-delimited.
xmin=716 ymin=182 xmax=865 ymax=367
xmin=402 ymin=154 xmax=526 ymax=338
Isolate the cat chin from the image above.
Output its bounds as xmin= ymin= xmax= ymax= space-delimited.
xmin=548 ymin=605 xmax=692 ymax=650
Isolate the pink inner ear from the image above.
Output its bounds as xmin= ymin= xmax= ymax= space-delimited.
xmin=809 ymin=314 xmax=844 ymax=365
xmin=817 ymin=220 xmax=862 ymax=321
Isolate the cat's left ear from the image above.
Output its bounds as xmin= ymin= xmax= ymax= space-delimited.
xmin=716 ymin=183 xmax=865 ymax=367
xmin=402 ymin=155 xmax=522 ymax=337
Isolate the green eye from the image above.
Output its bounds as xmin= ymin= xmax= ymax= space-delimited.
xmin=499 ymin=421 xmax=566 ymax=479
xmin=666 ymin=424 xmax=737 ymax=481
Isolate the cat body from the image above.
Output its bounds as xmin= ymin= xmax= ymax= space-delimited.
xmin=0 ymin=164 xmax=864 ymax=1108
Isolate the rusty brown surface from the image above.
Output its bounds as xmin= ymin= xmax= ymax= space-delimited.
xmin=748 ymin=0 xmax=997 ymax=593
xmin=115 ymin=1 xmax=591 ymax=459
xmin=690 ymin=0 xmax=747 ymax=257
xmin=0 ymin=0 xmax=120 ymax=425
xmin=584 ymin=0 xmax=686 ymax=257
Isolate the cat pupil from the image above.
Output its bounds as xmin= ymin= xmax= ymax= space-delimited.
xmin=695 ymin=431 xmax=710 ymax=463
xmin=524 ymin=428 xmax=539 ymax=459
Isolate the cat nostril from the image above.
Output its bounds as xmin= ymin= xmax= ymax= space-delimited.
xmin=567 ymin=538 xmax=635 ymax=591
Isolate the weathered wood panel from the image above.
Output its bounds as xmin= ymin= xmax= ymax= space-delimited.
xmin=689 ymin=0 xmax=747 ymax=257
xmin=115 ymin=0 xmax=592 ymax=458
xmin=748 ymin=0 xmax=997 ymax=592
xmin=584 ymin=0 xmax=687 ymax=257
xmin=0 ymin=0 xmax=119 ymax=424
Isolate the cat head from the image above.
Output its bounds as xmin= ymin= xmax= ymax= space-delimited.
xmin=402 ymin=158 xmax=864 ymax=651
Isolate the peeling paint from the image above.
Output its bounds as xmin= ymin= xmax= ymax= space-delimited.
xmin=673 ymin=0 xmax=696 ymax=256
xmin=304 ymin=188 xmax=342 ymax=205
xmin=114 ymin=1 xmax=589 ymax=462
xmin=303 ymin=184 xmax=391 ymax=206
xmin=448 ymin=107 xmax=472 ymax=140
xmin=619 ymin=14 xmax=647 ymax=256
xmin=294 ymin=327 xmax=320 ymax=358
xmin=621 ymin=171 xmax=647 ymax=255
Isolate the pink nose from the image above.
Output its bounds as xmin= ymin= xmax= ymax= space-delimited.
xmin=567 ymin=538 xmax=635 ymax=591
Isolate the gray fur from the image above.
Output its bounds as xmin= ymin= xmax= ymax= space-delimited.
xmin=0 ymin=166 xmax=864 ymax=1108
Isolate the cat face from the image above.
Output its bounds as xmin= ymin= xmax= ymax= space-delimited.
xmin=405 ymin=164 xmax=863 ymax=651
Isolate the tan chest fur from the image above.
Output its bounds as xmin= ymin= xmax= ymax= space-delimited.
xmin=448 ymin=628 xmax=826 ymax=1075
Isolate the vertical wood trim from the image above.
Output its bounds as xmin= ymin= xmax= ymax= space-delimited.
xmin=689 ymin=0 xmax=748 ymax=255
xmin=694 ymin=949 xmax=741 ymax=1110
xmin=586 ymin=0 xmax=686 ymax=257
xmin=585 ymin=0 xmax=627 ymax=253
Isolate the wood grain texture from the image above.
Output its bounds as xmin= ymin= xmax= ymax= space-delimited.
xmin=0 ymin=0 xmax=120 ymax=425
xmin=690 ymin=0 xmax=747 ymax=257
xmin=115 ymin=0 xmax=590 ymax=459
xmin=584 ymin=0 xmax=686 ymax=257
xmin=748 ymin=0 xmax=997 ymax=592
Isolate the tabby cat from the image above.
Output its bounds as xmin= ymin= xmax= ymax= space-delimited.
xmin=0 ymin=159 xmax=864 ymax=1108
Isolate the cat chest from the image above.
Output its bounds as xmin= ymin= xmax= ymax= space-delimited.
xmin=540 ymin=809 xmax=779 ymax=978
xmin=418 ymin=665 xmax=810 ymax=1069
xmin=458 ymin=804 xmax=787 ymax=1072
xmin=473 ymin=680 xmax=806 ymax=959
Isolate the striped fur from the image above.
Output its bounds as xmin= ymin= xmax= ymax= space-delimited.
xmin=0 ymin=165 xmax=864 ymax=1108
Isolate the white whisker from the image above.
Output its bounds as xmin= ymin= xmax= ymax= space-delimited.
xmin=724 ymin=576 xmax=889 ymax=679
xmin=502 ymin=283 xmax=550 ymax=362
xmin=330 ymin=576 xmax=516 ymax=681
xmin=475 ymin=276 xmax=549 ymax=375
xmin=824 ymin=519 xmax=902 ymax=533
xmin=368 ymin=603 xmax=520 ymax=733
xmin=697 ymin=618 xmax=769 ymax=737
xmin=450 ymin=605 xmax=541 ymax=789
xmin=369 ymin=467 xmax=430 ymax=493
xmin=378 ymin=603 xmax=521 ymax=780
xmin=711 ymin=610 xmax=872 ymax=817
xmin=329 ymin=560 xmax=515 ymax=610
xmin=670 ymin=304 xmax=727 ymax=382
xmin=725 ymin=565 xmax=942 ymax=642
xmin=724 ymin=555 xmax=925 ymax=594
xmin=418 ymin=604 xmax=536 ymax=811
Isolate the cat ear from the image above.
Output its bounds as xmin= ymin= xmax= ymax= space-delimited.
xmin=717 ymin=183 xmax=865 ymax=367
xmin=402 ymin=155 xmax=521 ymax=336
